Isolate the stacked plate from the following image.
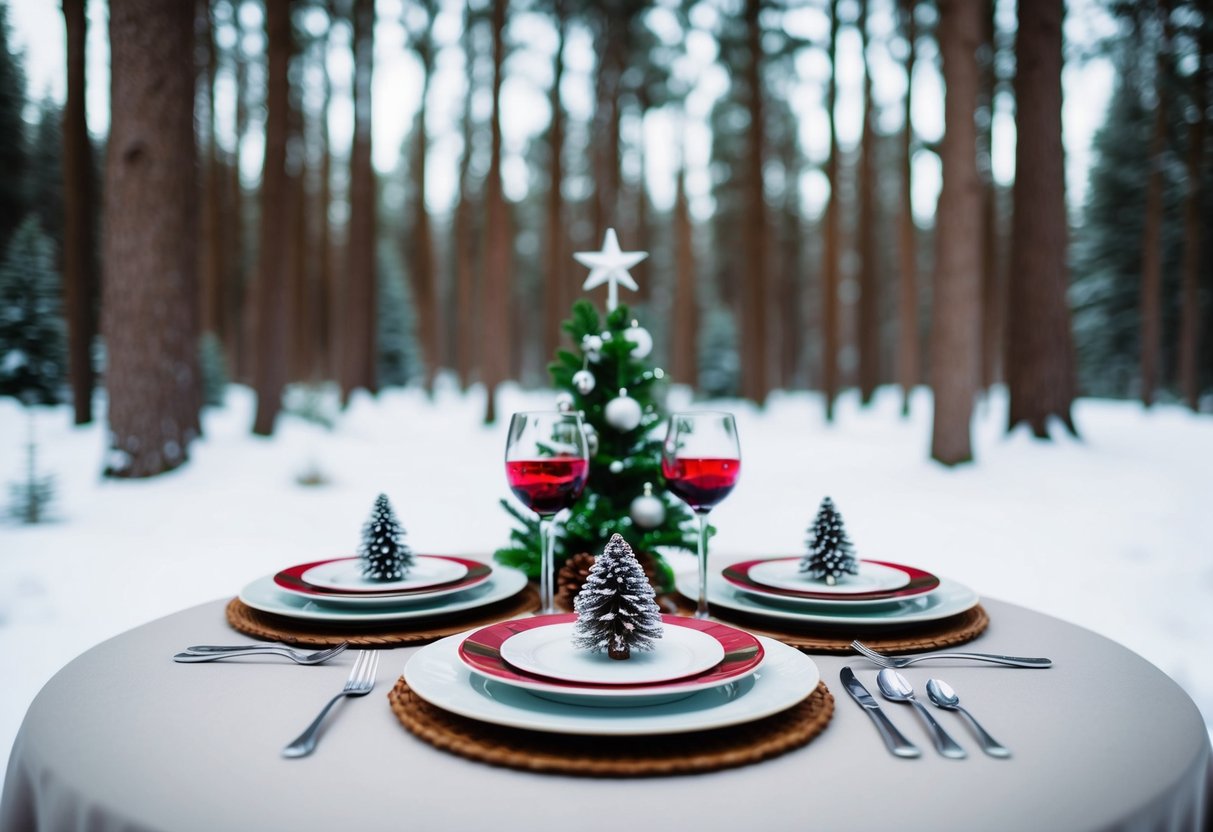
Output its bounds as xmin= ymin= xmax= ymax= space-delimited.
xmin=403 ymin=613 xmax=821 ymax=735
xmin=677 ymin=557 xmax=980 ymax=628
xmin=237 ymin=555 xmax=528 ymax=623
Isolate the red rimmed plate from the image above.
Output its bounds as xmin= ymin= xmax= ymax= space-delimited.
xmin=273 ymin=556 xmax=492 ymax=608
xmin=722 ymin=558 xmax=940 ymax=605
xmin=457 ymin=614 xmax=764 ymax=705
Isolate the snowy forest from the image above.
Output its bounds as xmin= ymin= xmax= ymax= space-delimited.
xmin=0 ymin=0 xmax=1210 ymax=479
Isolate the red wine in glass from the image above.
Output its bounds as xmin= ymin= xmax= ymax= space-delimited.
xmin=661 ymin=457 xmax=741 ymax=513
xmin=506 ymin=458 xmax=590 ymax=516
xmin=505 ymin=412 xmax=590 ymax=614
xmin=662 ymin=412 xmax=741 ymax=619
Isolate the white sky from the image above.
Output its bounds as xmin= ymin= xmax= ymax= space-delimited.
xmin=9 ymin=0 xmax=1117 ymax=224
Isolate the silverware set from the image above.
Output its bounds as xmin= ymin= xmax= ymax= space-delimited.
xmin=173 ymin=642 xmax=349 ymax=664
xmin=843 ymin=642 xmax=1048 ymax=759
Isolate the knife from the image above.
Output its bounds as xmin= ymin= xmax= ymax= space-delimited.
xmin=840 ymin=666 xmax=921 ymax=758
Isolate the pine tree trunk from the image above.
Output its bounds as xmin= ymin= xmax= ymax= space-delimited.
xmin=978 ymin=0 xmax=1001 ymax=390
xmin=454 ymin=4 xmax=477 ymax=390
xmin=822 ymin=0 xmax=840 ymax=421
xmin=227 ymin=3 xmax=249 ymax=383
xmin=251 ymin=0 xmax=291 ymax=436
xmin=482 ymin=0 xmax=511 ymax=423
xmin=671 ymin=149 xmax=698 ymax=388
xmin=286 ymin=75 xmax=306 ymax=382
xmin=1139 ymin=67 xmax=1167 ymax=405
xmin=343 ymin=0 xmax=377 ymax=402
xmin=1177 ymin=19 xmax=1207 ymax=411
xmin=929 ymin=0 xmax=983 ymax=466
xmin=779 ymin=140 xmax=802 ymax=388
xmin=896 ymin=0 xmax=918 ymax=416
xmin=741 ymin=0 xmax=768 ymax=403
xmin=1005 ymin=0 xmax=1077 ymax=437
xmin=61 ymin=0 xmax=96 ymax=426
xmin=591 ymin=13 xmax=622 ymax=241
xmin=857 ymin=0 xmax=880 ymax=405
xmin=198 ymin=0 xmax=223 ymax=341
xmin=103 ymin=0 xmax=198 ymax=477
xmin=543 ymin=3 xmax=567 ymax=367
xmin=318 ymin=15 xmax=335 ymax=381
xmin=410 ymin=57 xmax=439 ymax=391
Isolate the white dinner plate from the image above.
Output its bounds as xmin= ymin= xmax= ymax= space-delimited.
xmin=679 ymin=572 xmax=980 ymax=627
xmin=302 ymin=556 xmax=468 ymax=593
xmin=238 ymin=566 xmax=527 ymax=623
xmin=405 ymin=632 xmax=818 ymax=735
xmin=500 ymin=621 xmax=725 ymax=685
xmin=748 ymin=559 xmax=911 ymax=594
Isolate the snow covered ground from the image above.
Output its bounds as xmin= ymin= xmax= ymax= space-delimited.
xmin=1 ymin=381 xmax=1211 ymax=789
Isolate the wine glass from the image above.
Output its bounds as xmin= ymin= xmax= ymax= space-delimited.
xmin=505 ymin=411 xmax=590 ymax=614
xmin=662 ymin=412 xmax=741 ymax=619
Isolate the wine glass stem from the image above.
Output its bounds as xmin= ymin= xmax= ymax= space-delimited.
xmin=696 ymin=510 xmax=710 ymax=619
xmin=539 ymin=515 xmax=556 ymax=614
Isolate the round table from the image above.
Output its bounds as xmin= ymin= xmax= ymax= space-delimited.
xmin=2 ymin=597 xmax=1210 ymax=832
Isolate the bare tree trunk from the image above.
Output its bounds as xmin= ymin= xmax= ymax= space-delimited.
xmin=198 ymin=0 xmax=222 ymax=341
xmin=103 ymin=0 xmax=198 ymax=476
xmin=1139 ymin=49 xmax=1167 ymax=407
xmin=61 ymin=0 xmax=97 ymax=425
xmin=482 ymin=0 xmax=511 ymax=423
xmin=591 ymin=13 xmax=623 ymax=240
xmin=740 ymin=0 xmax=768 ymax=403
xmin=929 ymin=0 xmax=983 ymax=466
xmin=251 ymin=0 xmax=291 ymax=436
xmin=779 ymin=137 xmax=802 ymax=388
xmin=857 ymin=0 xmax=880 ymax=405
xmin=543 ymin=1 xmax=567 ymax=365
xmin=409 ymin=43 xmax=439 ymax=391
xmin=1005 ymin=0 xmax=1077 ymax=437
xmin=454 ymin=2 xmax=477 ymax=390
xmin=228 ymin=0 xmax=249 ymax=383
xmin=316 ymin=16 xmax=333 ymax=381
xmin=343 ymin=0 xmax=377 ymax=402
xmin=896 ymin=0 xmax=918 ymax=416
xmin=671 ymin=143 xmax=698 ymax=388
xmin=1178 ymin=17 xmax=1207 ymax=411
xmin=978 ymin=0 xmax=1002 ymax=390
xmin=822 ymin=0 xmax=840 ymax=421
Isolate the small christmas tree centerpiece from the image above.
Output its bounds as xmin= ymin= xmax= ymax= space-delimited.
xmin=572 ymin=534 xmax=664 ymax=660
xmin=799 ymin=497 xmax=860 ymax=585
xmin=359 ymin=494 xmax=414 ymax=582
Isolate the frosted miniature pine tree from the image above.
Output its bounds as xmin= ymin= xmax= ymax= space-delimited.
xmin=572 ymin=533 xmax=663 ymax=660
xmin=799 ymin=497 xmax=859 ymax=585
xmin=359 ymin=494 xmax=414 ymax=581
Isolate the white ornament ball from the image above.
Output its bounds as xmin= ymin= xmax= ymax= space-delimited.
xmin=630 ymin=493 xmax=666 ymax=529
xmin=572 ymin=369 xmax=596 ymax=395
xmin=604 ymin=393 xmax=642 ymax=432
xmin=609 ymin=460 xmax=624 ymax=474
xmin=625 ymin=325 xmax=653 ymax=359
xmin=582 ymin=424 xmax=599 ymax=456
xmin=581 ymin=334 xmax=603 ymax=362
xmin=555 ymin=392 xmax=575 ymax=412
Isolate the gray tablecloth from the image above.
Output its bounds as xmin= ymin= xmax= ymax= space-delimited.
xmin=2 ymin=597 xmax=1210 ymax=832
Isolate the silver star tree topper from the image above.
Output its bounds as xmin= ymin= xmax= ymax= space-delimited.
xmin=574 ymin=228 xmax=648 ymax=311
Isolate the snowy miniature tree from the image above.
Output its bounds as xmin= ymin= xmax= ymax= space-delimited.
xmin=572 ymin=533 xmax=664 ymax=660
xmin=359 ymin=494 xmax=414 ymax=581
xmin=800 ymin=497 xmax=860 ymax=585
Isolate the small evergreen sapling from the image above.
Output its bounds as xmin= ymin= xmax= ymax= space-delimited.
xmin=799 ymin=497 xmax=860 ymax=585
xmin=572 ymin=534 xmax=663 ymax=660
xmin=359 ymin=494 xmax=414 ymax=581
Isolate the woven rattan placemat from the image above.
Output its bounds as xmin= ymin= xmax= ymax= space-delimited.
xmin=388 ymin=677 xmax=834 ymax=776
xmin=225 ymin=586 xmax=540 ymax=647
xmin=668 ymin=597 xmax=989 ymax=654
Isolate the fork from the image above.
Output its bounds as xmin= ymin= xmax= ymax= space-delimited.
xmin=282 ymin=650 xmax=380 ymax=758
xmin=851 ymin=640 xmax=1053 ymax=669
xmin=173 ymin=642 xmax=348 ymax=665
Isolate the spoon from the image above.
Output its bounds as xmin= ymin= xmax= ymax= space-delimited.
xmin=926 ymin=678 xmax=1011 ymax=758
xmin=876 ymin=669 xmax=967 ymax=759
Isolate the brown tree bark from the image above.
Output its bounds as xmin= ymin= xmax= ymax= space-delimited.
xmin=779 ymin=131 xmax=802 ymax=389
xmin=251 ymin=0 xmax=291 ymax=436
xmin=929 ymin=0 xmax=983 ymax=466
xmin=896 ymin=0 xmax=918 ymax=416
xmin=61 ymin=0 xmax=97 ymax=425
xmin=103 ymin=0 xmax=198 ymax=477
xmin=453 ymin=1 xmax=478 ymax=390
xmin=1005 ymin=0 xmax=1077 ymax=437
xmin=408 ymin=13 xmax=440 ymax=391
xmin=822 ymin=0 xmax=840 ymax=421
xmin=671 ymin=144 xmax=698 ymax=388
xmin=481 ymin=0 xmax=511 ymax=423
xmin=857 ymin=0 xmax=880 ymax=405
xmin=198 ymin=0 xmax=223 ymax=341
xmin=741 ymin=0 xmax=769 ymax=403
xmin=228 ymin=0 xmax=249 ymax=383
xmin=591 ymin=12 xmax=624 ymax=239
xmin=342 ymin=0 xmax=377 ymax=403
xmin=543 ymin=0 xmax=568 ymax=365
xmin=1139 ymin=26 xmax=1169 ymax=407
xmin=315 ymin=14 xmax=334 ymax=381
xmin=978 ymin=0 xmax=1002 ymax=390
xmin=1177 ymin=15 xmax=1208 ymax=411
